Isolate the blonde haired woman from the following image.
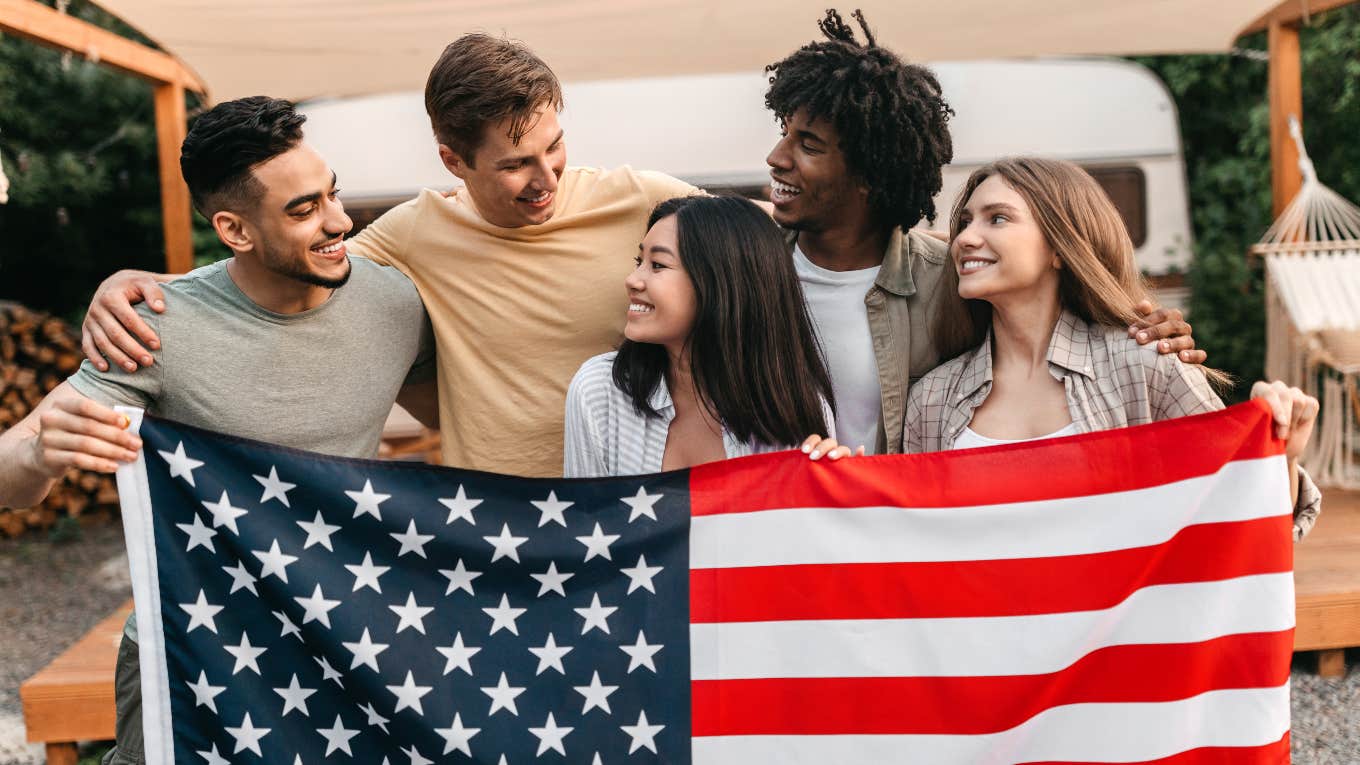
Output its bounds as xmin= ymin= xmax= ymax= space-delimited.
xmin=811 ymin=157 xmax=1321 ymax=537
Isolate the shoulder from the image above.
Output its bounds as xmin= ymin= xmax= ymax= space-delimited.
xmin=904 ymin=228 xmax=949 ymax=267
xmin=567 ymin=166 xmax=696 ymax=206
xmin=569 ymin=352 xmax=619 ymax=391
xmin=1092 ymin=322 xmax=1161 ymax=378
xmin=345 ymin=257 xmax=420 ymax=298
xmin=909 ymin=348 xmax=975 ymax=408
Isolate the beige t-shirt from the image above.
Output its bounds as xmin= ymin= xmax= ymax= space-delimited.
xmin=347 ymin=165 xmax=696 ymax=477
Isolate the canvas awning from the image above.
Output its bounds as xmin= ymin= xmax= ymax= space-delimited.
xmin=91 ymin=0 xmax=1289 ymax=103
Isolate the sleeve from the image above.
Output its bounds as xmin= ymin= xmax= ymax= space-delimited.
xmin=1148 ymin=351 xmax=1224 ymax=420
xmin=903 ymin=383 xmax=926 ymax=455
xmin=65 ymin=306 xmax=164 ymax=410
xmin=562 ymin=363 xmax=609 ymax=479
xmin=635 ymin=170 xmax=702 ymax=209
xmin=1292 ymin=465 xmax=1322 ymax=541
xmin=344 ymin=196 xmax=421 ymax=269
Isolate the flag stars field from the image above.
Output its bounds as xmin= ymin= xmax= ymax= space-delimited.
xmin=439 ymin=484 xmax=482 ymax=525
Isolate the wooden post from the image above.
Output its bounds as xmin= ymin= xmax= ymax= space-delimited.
xmin=1267 ymin=21 xmax=1304 ymax=217
xmin=154 ymin=82 xmax=193 ymax=274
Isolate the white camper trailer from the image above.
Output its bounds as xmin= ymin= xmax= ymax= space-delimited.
xmin=301 ymin=58 xmax=1193 ymax=284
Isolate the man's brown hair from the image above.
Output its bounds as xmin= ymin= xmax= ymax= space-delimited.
xmin=424 ymin=33 xmax=563 ymax=166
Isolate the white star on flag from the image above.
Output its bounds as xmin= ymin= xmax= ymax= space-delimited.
xmin=529 ymin=712 xmax=574 ymax=756
xmin=403 ymin=745 xmax=434 ymax=765
xmin=483 ymin=594 xmax=527 ymax=636
xmin=175 ymin=513 xmax=216 ymax=553
xmin=528 ymin=632 xmax=573 ymax=675
xmin=158 ymin=441 xmax=203 ymax=486
xmin=252 ymin=539 xmax=298 ymax=583
xmin=342 ymin=628 xmax=390 ymax=672
xmin=573 ymin=671 xmax=618 ymax=715
xmin=314 ymin=655 xmax=344 ymax=687
xmin=295 ymin=584 xmax=342 ymax=628
xmin=621 ymin=709 xmax=665 ymax=754
xmin=252 ymin=465 xmax=295 ymax=507
xmin=316 ymin=714 xmax=359 ymax=756
xmin=620 ymin=554 xmax=663 ymax=594
xmin=344 ymin=551 xmax=389 ymax=593
xmin=358 ymin=701 xmax=390 ymax=733
xmin=620 ymin=630 xmax=663 ymax=673
xmin=390 ymin=519 xmax=435 ymax=558
xmin=531 ymin=490 xmax=573 ymax=527
xmin=434 ymin=712 xmax=480 ymax=756
xmin=201 ymin=491 xmax=248 ymax=535
xmin=179 ymin=590 xmax=223 ymax=634
xmin=575 ymin=522 xmax=620 ymax=562
xmin=196 ymin=743 xmax=229 ymax=765
xmin=439 ymin=558 xmax=482 ymax=596
xmin=273 ymin=610 xmax=302 ymax=641
xmin=186 ymin=670 xmax=225 ymax=712
xmin=439 ymin=485 xmax=482 ymax=525
xmin=386 ymin=670 xmax=433 ymax=715
xmin=221 ymin=561 xmax=258 ymax=595
xmin=274 ymin=673 xmax=317 ymax=717
xmin=530 ymin=561 xmax=574 ymax=597
xmin=297 ymin=510 xmax=342 ymax=551
xmin=575 ymin=593 xmax=617 ymax=635
xmin=436 ymin=632 xmax=481 ymax=675
xmin=225 ymin=711 xmax=270 ymax=755
xmin=480 ymin=672 xmax=525 ymax=717
xmin=224 ymin=632 xmax=267 ymax=675
xmin=621 ymin=486 xmax=664 ymax=522
xmin=345 ymin=480 xmax=390 ymax=520
xmin=483 ymin=523 xmax=528 ymax=563
xmin=389 ymin=592 xmax=435 ymax=634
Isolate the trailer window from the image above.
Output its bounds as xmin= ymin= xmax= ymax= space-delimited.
xmin=1082 ymin=166 xmax=1146 ymax=248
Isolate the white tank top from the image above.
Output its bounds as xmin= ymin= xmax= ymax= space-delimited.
xmin=951 ymin=422 xmax=1080 ymax=451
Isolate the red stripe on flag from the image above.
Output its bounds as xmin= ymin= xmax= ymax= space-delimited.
xmin=689 ymin=401 xmax=1282 ymax=516
xmin=690 ymin=515 xmax=1293 ymax=622
xmin=1019 ymin=730 xmax=1291 ymax=765
xmin=689 ymin=631 xmax=1293 ymax=736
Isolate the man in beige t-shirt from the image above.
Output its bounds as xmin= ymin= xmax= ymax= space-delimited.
xmin=82 ymin=34 xmax=694 ymax=477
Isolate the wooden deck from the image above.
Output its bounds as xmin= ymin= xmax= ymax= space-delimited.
xmin=19 ymin=600 xmax=130 ymax=765
xmin=1295 ymin=488 xmax=1360 ymax=676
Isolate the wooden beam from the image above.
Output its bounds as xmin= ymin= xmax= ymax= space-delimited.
xmin=1267 ymin=21 xmax=1304 ymax=217
xmin=1243 ymin=0 xmax=1358 ymax=36
xmin=0 ymin=0 xmax=204 ymax=92
xmin=154 ymin=83 xmax=193 ymax=273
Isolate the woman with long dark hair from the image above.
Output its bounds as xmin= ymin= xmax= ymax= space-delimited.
xmin=564 ymin=195 xmax=834 ymax=476
xmin=809 ymin=157 xmax=1322 ymax=536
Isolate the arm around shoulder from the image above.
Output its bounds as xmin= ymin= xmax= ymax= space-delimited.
xmin=1147 ymin=346 xmax=1224 ymax=421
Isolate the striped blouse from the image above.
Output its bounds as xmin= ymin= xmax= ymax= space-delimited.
xmin=563 ymin=352 xmax=816 ymax=478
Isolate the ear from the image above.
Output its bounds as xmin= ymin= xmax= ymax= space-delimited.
xmin=1052 ymin=253 xmax=1064 ymax=270
xmin=438 ymin=144 xmax=472 ymax=181
xmin=211 ymin=210 xmax=254 ymax=255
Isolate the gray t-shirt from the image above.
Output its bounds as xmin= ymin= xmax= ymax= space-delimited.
xmin=68 ymin=257 xmax=434 ymax=642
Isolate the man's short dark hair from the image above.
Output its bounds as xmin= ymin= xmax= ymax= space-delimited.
xmin=424 ymin=33 xmax=563 ymax=167
xmin=765 ymin=9 xmax=954 ymax=230
xmin=179 ymin=96 xmax=306 ymax=217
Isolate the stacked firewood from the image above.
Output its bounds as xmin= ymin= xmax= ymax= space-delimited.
xmin=0 ymin=301 xmax=119 ymax=537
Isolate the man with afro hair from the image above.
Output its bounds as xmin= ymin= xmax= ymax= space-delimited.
xmin=766 ymin=9 xmax=1201 ymax=454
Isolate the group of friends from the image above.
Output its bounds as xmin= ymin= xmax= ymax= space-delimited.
xmin=0 ymin=9 xmax=1325 ymax=764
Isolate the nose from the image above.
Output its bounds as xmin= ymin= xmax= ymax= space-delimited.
xmin=530 ymin=156 xmax=559 ymax=193
xmin=766 ymin=134 xmax=792 ymax=171
xmin=625 ymin=262 xmax=646 ymax=292
xmin=325 ymin=196 xmax=353 ymax=239
xmin=953 ymin=221 xmax=983 ymax=250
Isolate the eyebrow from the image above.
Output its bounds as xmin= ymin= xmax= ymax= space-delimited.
xmin=496 ymin=131 xmax=565 ymax=167
xmin=282 ymin=171 xmax=338 ymax=211
xmin=970 ymin=202 xmax=1021 ymax=216
xmin=794 ymin=129 xmax=826 ymax=144
xmin=639 ymin=243 xmax=677 ymax=256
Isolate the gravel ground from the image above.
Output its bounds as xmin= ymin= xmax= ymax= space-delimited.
xmin=1 ymin=523 xmax=1357 ymax=764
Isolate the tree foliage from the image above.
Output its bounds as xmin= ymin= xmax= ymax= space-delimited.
xmin=1134 ymin=6 xmax=1360 ymax=399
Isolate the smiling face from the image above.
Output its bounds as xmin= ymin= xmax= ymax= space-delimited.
xmin=440 ymin=104 xmax=566 ymax=228
xmin=764 ymin=109 xmax=868 ymax=233
xmin=238 ymin=142 xmax=353 ymax=288
xmin=951 ymin=174 xmax=1061 ymax=304
xmin=624 ymin=214 xmax=698 ymax=355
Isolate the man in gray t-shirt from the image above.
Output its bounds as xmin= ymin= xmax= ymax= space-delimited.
xmin=0 ymin=97 xmax=434 ymax=765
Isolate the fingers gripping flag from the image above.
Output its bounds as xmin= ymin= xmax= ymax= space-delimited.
xmin=115 ymin=402 xmax=1295 ymax=764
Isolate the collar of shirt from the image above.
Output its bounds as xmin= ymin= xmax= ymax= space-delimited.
xmin=950 ymin=309 xmax=1099 ymax=408
xmin=782 ymin=227 xmax=918 ymax=297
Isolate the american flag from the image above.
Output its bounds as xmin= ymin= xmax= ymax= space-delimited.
xmin=116 ymin=401 xmax=1294 ymax=764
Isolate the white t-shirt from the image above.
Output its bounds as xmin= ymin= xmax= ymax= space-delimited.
xmin=793 ymin=243 xmax=883 ymax=453
xmin=951 ymin=422 xmax=1080 ymax=451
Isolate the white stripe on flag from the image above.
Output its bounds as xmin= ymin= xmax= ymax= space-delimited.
xmin=690 ymin=573 xmax=1294 ymax=680
xmin=691 ymin=456 xmax=1288 ymax=568
xmin=691 ymin=684 xmax=1290 ymax=765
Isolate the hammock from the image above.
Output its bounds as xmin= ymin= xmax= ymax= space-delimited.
xmin=1254 ymin=117 xmax=1360 ymax=488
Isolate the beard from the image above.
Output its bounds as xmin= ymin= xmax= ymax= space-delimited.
xmin=259 ymin=242 xmax=352 ymax=289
